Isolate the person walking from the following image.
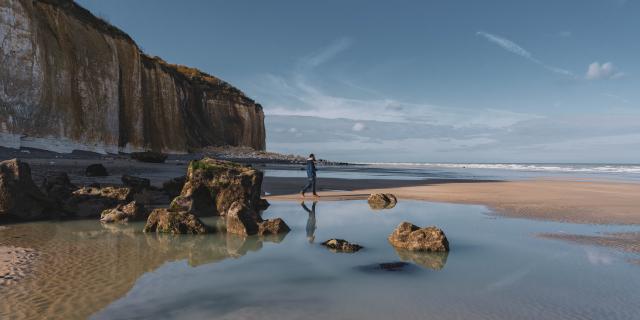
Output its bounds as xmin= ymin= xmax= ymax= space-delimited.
xmin=300 ymin=153 xmax=318 ymax=198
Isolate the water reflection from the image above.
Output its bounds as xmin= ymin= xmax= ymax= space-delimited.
xmin=301 ymin=201 xmax=317 ymax=243
xmin=393 ymin=248 xmax=449 ymax=270
xmin=0 ymin=219 xmax=278 ymax=320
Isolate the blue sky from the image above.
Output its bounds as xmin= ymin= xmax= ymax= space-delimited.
xmin=77 ymin=0 xmax=640 ymax=163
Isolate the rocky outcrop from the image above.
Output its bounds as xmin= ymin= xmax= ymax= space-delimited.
xmin=143 ymin=208 xmax=208 ymax=234
xmin=85 ymin=164 xmax=108 ymax=177
xmin=0 ymin=0 xmax=265 ymax=154
xmin=388 ymin=222 xmax=449 ymax=252
xmin=100 ymin=201 xmax=147 ymax=223
xmin=225 ymin=201 xmax=260 ymax=236
xmin=368 ymin=193 xmax=398 ymax=210
xmin=0 ymin=159 xmax=53 ymax=220
xmin=171 ymin=158 xmax=264 ymax=216
xmin=68 ymin=186 xmax=133 ymax=218
xmin=321 ymin=239 xmax=363 ymax=253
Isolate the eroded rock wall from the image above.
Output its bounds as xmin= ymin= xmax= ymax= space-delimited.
xmin=0 ymin=0 xmax=265 ymax=154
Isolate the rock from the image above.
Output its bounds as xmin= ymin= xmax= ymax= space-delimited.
xmin=321 ymin=239 xmax=363 ymax=253
xmin=367 ymin=193 xmax=398 ymax=210
xmin=258 ymin=218 xmax=290 ymax=236
xmin=131 ymin=151 xmax=168 ymax=163
xmin=175 ymin=158 xmax=265 ymax=216
xmin=85 ymin=164 xmax=108 ymax=177
xmin=0 ymin=0 xmax=265 ymax=154
xmin=0 ymin=159 xmax=53 ymax=220
xmin=132 ymin=188 xmax=170 ymax=206
xmin=162 ymin=176 xmax=186 ymax=198
xmin=225 ymin=202 xmax=260 ymax=236
xmin=256 ymin=198 xmax=271 ymax=211
xmin=121 ymin=175 xmax=150 ymax=190
xmin=100 ymin=201 xmax=147 ymax=223
xmin=68 ymin=186 xmax=133 ymax=218
xmin=40 ymin=171 xmax=77 ymax=212
xmin=393 ymin=248 xmax=449 ymax=270
xmin=388 ymin=222 xmax=449 ymax=252
xmin=143 ymin=208 xmax=208 ymax=234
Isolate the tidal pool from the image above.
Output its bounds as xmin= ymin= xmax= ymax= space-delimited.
xmin=1 ymin=200 xmax=640 ymax=319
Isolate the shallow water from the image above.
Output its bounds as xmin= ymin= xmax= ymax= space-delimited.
xmin=1 ymin=200 xmax=640 ymax=319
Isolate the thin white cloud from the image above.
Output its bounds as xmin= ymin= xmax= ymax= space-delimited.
xmin=299 ymin=37 xmax=352 ymax=69
xmin=586 ymin=62 xmax=624 ymax=80
xmin=352 ymin=122 xmax=366 ymax=132
xmin=476 ymin=31 xmax=575 ymax=77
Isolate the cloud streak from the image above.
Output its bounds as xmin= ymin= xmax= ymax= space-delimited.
xmin=476 ymin=31 xmax=574 ymax=77
xmin=586 ymin=62 xmax=624 ymax=80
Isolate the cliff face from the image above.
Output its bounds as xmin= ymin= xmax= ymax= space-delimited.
xmin=0 ymin=0 xmax=265 ymax=153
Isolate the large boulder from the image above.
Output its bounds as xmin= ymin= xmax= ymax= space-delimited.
xmin=40 ymin=171 xmax=77 ymax=212
xmin=173 ymin=158 xmax=265 ymax=216
xmin=225 ymin=201 xmax=260 ymax=236
xmin=258 ymin=218 xmax=290 ymax=236
xmin=368 ymin=193 xmax=397 ymax=210
xmin=388 ymin=222 xmax=449 ymax=252
xmin=143 ymin=208 xmax=208 ymax=234
xmin=162 ymin=176 xmax=186 ymax=198
xmin=85 ymin=164 xmax=108 ymax=177
xmin=68 ymin=186 xmax=133 ymax=218
xmin=131 ymin=151 xmax=168 ymax=163
xmin=321 ymin=239 xmax=363 ymax=253
xmin=100 ymin=201 xmax=147 ymax=223
xmin=0 ymin=159 xmax=53 ymax=220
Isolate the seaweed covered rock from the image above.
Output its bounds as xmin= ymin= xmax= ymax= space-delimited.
xmin=388 ymin=222 xmax=449 ymax=252
xmin=0 ymin=159 xmax=53 ymax=220
xmin=131 ymin=151 xmax=168 ymax=163
xmin=258 ymin=218 xmax=290 ymax=236
xmin=321 ymin=239 xmax=363 ymax=253
xmin=368 ymin=193 xmax=398 ymax=210
xmin=68 ymin=186 xmax=133 ymax=218
xmin=143 ymin=208 xmax=208 ymax=234
xmin=85 ymin=164 xmax=108 ymax=177
xmin=173 ymin=158 xmax=265 ymax=216
xmin=100 ymin=201 xmax=147 ymax=223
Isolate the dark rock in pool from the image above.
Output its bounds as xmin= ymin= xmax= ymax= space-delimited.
xmin=393 ymin=248 xmax=449 ymax=270
xmin=173 ymin=158 xmax=265 ymax=216
xmin=100 ymin=201 xmax=148 ymax=223
xmin=388 ymin=222 xmax=449 ymax=252
xmin=367 ymin=193 xmax=397 ymax=210
xmin=121 ymin=175 xmax=150 ymax=190
xmin=256 ymin=198 xmax=270 ymax=211
xmin=162 ymin=176 xmax=186 ymax=198
xmin=356 ymin=261 xmax=419 ymax=274
xmin=258 ymin=218 xmax=290 ymax=236
xmin=130 ymin=151 xmax=168 ymax=163
xmin=225 ymin=201 xmax=260 ymax=236
xmin=0 ymin=159 xmax=54 ymax=220
xmin=143 ymin=208 xmax=208 ymax=234
xmin=85 ymin=164 xmax=108 ymax=177
xmin=321 ymin=239 xmax=363 ymax=253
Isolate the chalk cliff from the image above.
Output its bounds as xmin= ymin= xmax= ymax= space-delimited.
xmin=0 ymin=0 xmax=265 ymax=153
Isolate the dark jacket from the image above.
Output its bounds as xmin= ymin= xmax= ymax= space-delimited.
xmin=305 ymin=159 xmax=317 ymax=178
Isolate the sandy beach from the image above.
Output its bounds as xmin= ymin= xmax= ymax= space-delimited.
xmin=264 ymin=177 xmax=640 ymax=225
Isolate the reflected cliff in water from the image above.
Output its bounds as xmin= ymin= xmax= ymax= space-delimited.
xmin=0 ymin=218 xmax=282 ymax=320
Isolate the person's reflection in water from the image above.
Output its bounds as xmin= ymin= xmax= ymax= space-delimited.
xmin=301 ymin=201 xmax=317 ymax=243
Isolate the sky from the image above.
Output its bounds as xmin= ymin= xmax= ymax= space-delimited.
xmin=77 ymin=0 xmax=640 ymax=163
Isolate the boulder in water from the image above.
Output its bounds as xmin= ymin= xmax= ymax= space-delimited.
xmin=143 ymin=208 xmax=208 ymax=234
xmin=321 ymin=239 xmax=363 ymax=253
xmin=388 ymin=222 xmax=449 ymax=252
xmin=100 ymin=201 xmax=147 ymax=223
xmin=367 ymin=193 xmax=397 ymax=210
xmin=258 ymin=218 xmax=290 ymax=236
xmin=0 ymin=159 xmax=53 ymax=220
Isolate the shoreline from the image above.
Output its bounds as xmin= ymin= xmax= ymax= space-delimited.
xmin=263 ymin=177 xmax=640 ymax=225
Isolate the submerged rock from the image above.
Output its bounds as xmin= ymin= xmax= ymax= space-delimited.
xmin=121 ymin=175 xmax=151 ymax=190
xmin=143 ymin=208 xmax=208 ymax=234
xmin=0 ymin=159 xmax=53 ymax=220
xmin=393 ymin=248 xmax=448 ymax=270
xmin=100 ymin=201 xmax=147 ymax=223
xmin=85 ymin=164 xmax=108 ymax=177
xmin=162 ymin=176 xmax=186 ymax=198
xmin=356 ymin=262 xmax=418 ymax=274
xmin=367 ymin=193 xmax=398 ymax=210
xmin=321 ymin=239 xmax=363 ymax=253
xmin=388 ymin=222 xmax=449 ymax=252
xmin=131 ymin=151 xmax=168 ymax=163
xmin=173 ymin=158 xmax=265 ymax=216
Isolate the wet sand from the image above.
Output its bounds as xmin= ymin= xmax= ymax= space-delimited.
xmin=540 ymin=232 xmax=640 ymax=255
xmin=264 ymin=177 xmax=640 ymax=225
